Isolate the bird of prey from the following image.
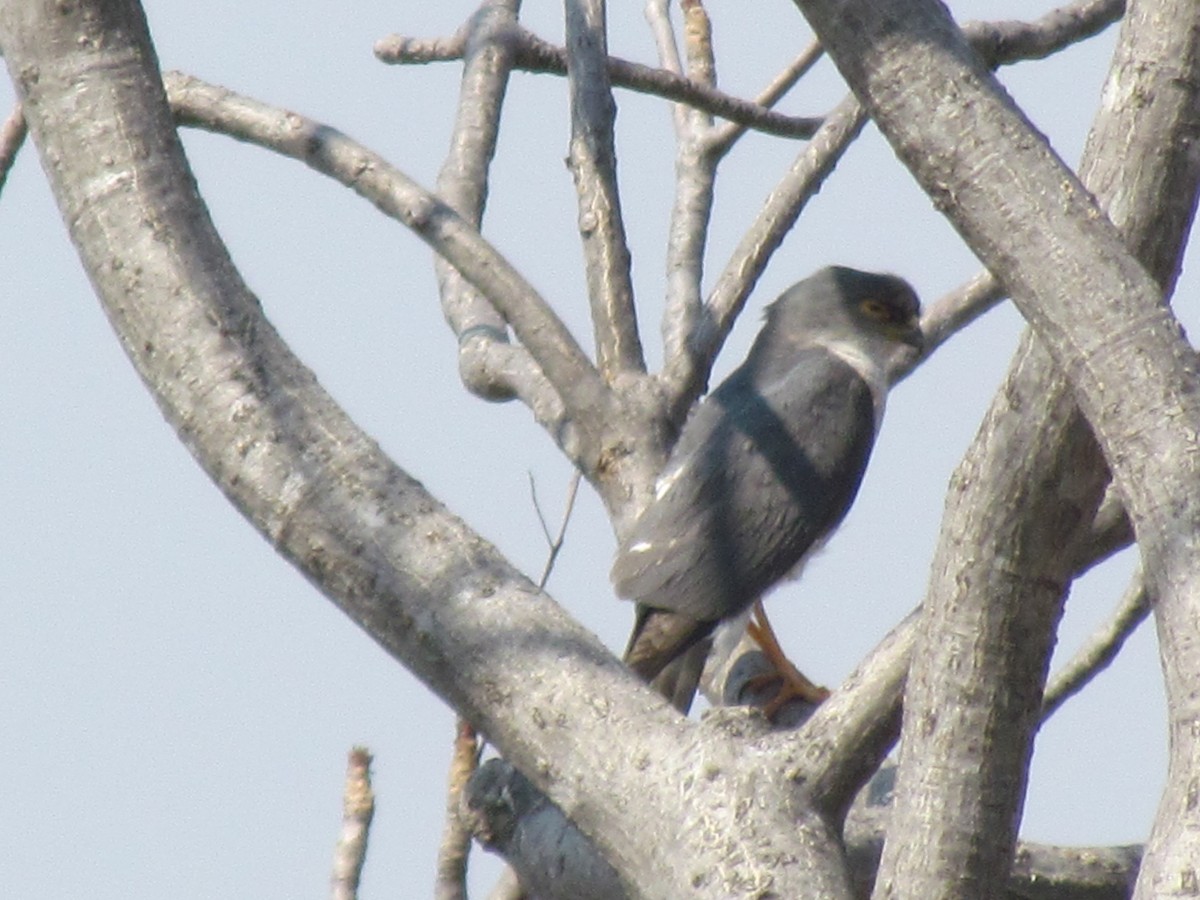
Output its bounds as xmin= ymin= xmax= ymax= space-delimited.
xmin=612 ymin=266 xmax=922 ymax=712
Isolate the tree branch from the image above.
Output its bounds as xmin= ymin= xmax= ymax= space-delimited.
xmin=1072 ymin=488 xmax=1134 ymax=577
xmin=467 ymin=758 xmax=1143 ymax=900
xmin=1041 ymin=572 xmax=1150 ymax=722
xmin=1008 ymin=841 xmax=1140 ymax=900
xmin=642 ymin=0 xmax=688 ymax=137
xmin=785 ymin=612 xmax=915 ymax=823
xmin=658 ymin=3 xmax=720 ymax=388
xmin=436 ymin=721 xmax=482 ymax=900
xmin=963 ymin=0 xmax=1125 ymax=67
xmin=0 ymin=101 xmax=25 ymax=195
xmin=706 ymin=39 xmax=824 ymax=157
xmin=898 ymin=272 xmax=1007 ymax=379
xmin=331 ymin=747 xmax=375 ymax=900
xmin=1 ymin=4 xmax=874 ymax=894
xmin=563 ymin=0 xmax=644 ymax=379
xmin=162 ymin=71 xmax=618 ymax=471
xmin=429 ymin=0 xmax=530 ymax=404
xmin=419 ymin=2 xmax=601 ymax=507
xmin=663 ymin=0 xmax=1124 ymax=423
xmin=785 ymin=1 xmax=1200 ymax=898
xmin=642 ymin=0 xmax=683 ymax=77
xmin=375 ymin=23 xmax=823 ymax=141
xmin=663 ymin=92 xmax=870 ymax=420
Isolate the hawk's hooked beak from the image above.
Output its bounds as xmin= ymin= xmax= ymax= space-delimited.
xmin=893 ymin=319 xmax=925 ymax=353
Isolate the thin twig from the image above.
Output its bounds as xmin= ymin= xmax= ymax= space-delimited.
xmin=376 ymin=25 xmax=822 ymax=140
xmin=331 ymin=747 xmax=375 ymax=900
xmin=0 ymin=102 xmax=27 ymax=196
xmin=707 ymin=40 xmax=824 ymax=157
xmin=1041 ymin=571 xmax=1151 ymax=721
xmin=435 ymin=720 xmax=483 ymax=900
xmin=528 ymin=470 xmax=582 ymax=589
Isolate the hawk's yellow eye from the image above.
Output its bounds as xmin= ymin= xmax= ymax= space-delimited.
xmin=860 ymin=298 xmax=892 ymax=321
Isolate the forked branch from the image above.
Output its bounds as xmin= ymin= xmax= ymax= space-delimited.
xmin=376 ymin=24 xmax=822 ymax=140
xmin=164 ymin=72 xmax=620 ymax=469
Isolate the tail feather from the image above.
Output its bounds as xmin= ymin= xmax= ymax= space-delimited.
xmin=624 ymin=605 xmax=716 ymax=712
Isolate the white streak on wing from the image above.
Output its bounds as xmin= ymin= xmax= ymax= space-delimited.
xmin=654 ymin=462 xmax=687 ymax=500
xmin=628 ymin=541 xmax=655 ymax=553
xmin=821 ymin=339 xmax=888 ymax=430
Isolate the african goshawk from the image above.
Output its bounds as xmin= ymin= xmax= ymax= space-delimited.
xmin=612 ymin=266 xmax=922 ymax=710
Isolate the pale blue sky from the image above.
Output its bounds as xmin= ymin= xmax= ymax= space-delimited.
xmin=1 ymin=2 xmax=1173 ymax=896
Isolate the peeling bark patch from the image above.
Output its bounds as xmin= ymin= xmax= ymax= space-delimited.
xmin=919 ymin=709 xmax=938 ymax=737
xmin=1186 ymin=775 xmax=1200 ymax=811
xmin=1181 ymin=867 xmax=1199 ymax=893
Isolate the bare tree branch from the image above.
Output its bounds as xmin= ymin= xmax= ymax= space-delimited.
xmin=528 ymin=469 xmax=582 ymax=589
xmin=642 ymin=0 xmax=683 ymax=76
xmin=436 ymin=721 xmax=483 ymax=900
xmin=706 ymin=39 xmax=824 ymax=157
xmin=658 ymin=3 xmax=720 ymax=385
xmin=885 ymin=271 xmax=1010 ymax=387
xmin=663 ymin=92 xmax=870 ymax=420
xmin=331 ymin=747 xmax=375 ymax=900
xmin=563 ymin=0 xmax=644 ymax=380
xmin=416 ymin=1 xmax=606 ymax=520
xmin=963 ymin=0 xmax=1125 ymax=67
xmin=642 ymin=0 xmax=688 ymax=137
xmin=1041 ymin=572 xmax=1150 ymax=722
xmin=785 ymin=612 xmax=916 ymax=822
xmin=786 ymin=1 xmax=1200 ymax=898
xmin=376 ymin=24 xmax=823 ymax=141
xmin=468 ymin=756 xmax=1143 ymax=900
xmin=373 ymin=0 xmax=1123 ymax=151
xmin=680 ymin=0 xmax=715 ymax=92
xmin=663 ymin=0 xmax=1124 ymax=423
xmin=907 ymin=273 xmax=1007 ymax=371
xmin=1073 ymin=488 xmax=1133 ymax=576
xmin=0 ymin=101 xmax=25 ymax=195
xmin=3 ymin=5 xmax=877 ymax=893
xmin=162 ymin=71 xmax=620 ymax=471
xmin=430 ymin=0 xmax=530 ymax=404
xmin=1007 ymin=841 xmax=1140 ymax=900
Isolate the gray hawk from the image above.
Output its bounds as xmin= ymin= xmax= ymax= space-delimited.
xmin=612 ymin=266 xmax=922 ymax=712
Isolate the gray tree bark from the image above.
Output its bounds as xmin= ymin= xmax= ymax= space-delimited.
xmin=788 ymin=0 xmax=1200 ymax=897
xmin=3 ymin=0 xmax=1196 ymax=897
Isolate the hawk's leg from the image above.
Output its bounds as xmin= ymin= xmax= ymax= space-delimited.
xmin=745 ymin=599 xmax=830 ymax=719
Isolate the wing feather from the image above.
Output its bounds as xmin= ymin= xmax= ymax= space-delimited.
xmin=611 ymin=349 xmax=876 ymax=623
